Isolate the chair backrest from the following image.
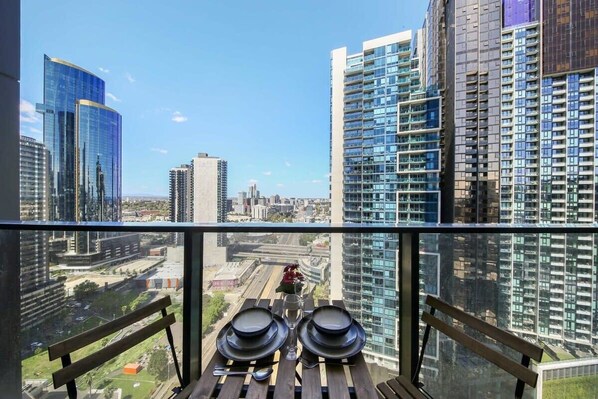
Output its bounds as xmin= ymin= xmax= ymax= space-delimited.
xmin=48 ymin=295 xmax=181 ymax=398
xmin=419 ymin=295 xmax=543 ymax=399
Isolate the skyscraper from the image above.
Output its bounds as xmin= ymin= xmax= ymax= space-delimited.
xmin=193 ymin=153 xmax=228 ymax=265
xmin=168 ymin=153 xmax=228 ymax=264
xmin=169 ymin=164 xmax=193 ymax=223
xmin=37 ymin=56 xmax=122 ymax=225
xmin=36 ymin=55 xmax=130 ymax=265
xmin=330 ymin=31 xmax=442 ymax=369
xmin=497 ymin=0 xmax=598 ymax=348
xmin=19 ymin=136 xmax=65 ymax=328
xmin=37 ymin=56 xmax=106 ymax=222
xmin=192 ymin=153 xmax=228 ymax=225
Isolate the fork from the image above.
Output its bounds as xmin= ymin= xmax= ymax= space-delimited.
xmin=298 ymin=356 xmax=355 ymax=369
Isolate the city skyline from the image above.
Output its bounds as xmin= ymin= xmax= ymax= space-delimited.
xmin=19 ymin=0 xmax=429 ymax=198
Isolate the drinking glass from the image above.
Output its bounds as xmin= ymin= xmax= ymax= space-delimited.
xmin=294 ymin=278 xmax=312 ymax=310
xmin=282 ymin=294 xmax=302 ymax=360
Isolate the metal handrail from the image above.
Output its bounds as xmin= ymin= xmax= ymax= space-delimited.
xmin=3 ymin=220 xmax=598 ymax=234
xmin=5 ymin=220 xmax=598 ymax=390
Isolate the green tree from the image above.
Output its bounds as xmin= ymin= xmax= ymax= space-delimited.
xmin=313 ymin=283 xmax=329 ymax=300
xmin=73 ymin=280 xmax=99 ymax=301
xmin=104 ymin=386 xmax=116 ymax=399
xmin=148 ymin=349 xmax=169 ymax=381
xmin=85 ymin=372 xmax=94 ymax=398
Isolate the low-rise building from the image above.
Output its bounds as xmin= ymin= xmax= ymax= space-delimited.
xmin=211 ymin=259 xmax=258 ymax=289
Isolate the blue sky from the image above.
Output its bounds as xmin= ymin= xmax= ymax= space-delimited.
xmin=20 ymin=1 xmax=429 ymax=198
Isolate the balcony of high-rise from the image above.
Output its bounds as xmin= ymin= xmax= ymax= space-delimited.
xmin=3 ymin=0 xmax=598 ymax=398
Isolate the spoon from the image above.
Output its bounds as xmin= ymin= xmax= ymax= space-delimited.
xmin=212 ymin=367 xmax=274 ymax=381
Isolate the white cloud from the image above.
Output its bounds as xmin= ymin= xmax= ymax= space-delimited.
xmin=106 ymin=92 xmax=121 ymax=102
xmin=311 ymin=179 xmax=323 ymax=184
xmin=125 ymin=72 xmax=136 ymax=83
xmin=98 ymin=67 xmax=110 ymax=73
xmin=171 ymin=111 xmax=188 ymax=123
xmin=285 ymin=161 xmax=291 ymax=167
xmin=20 ymin=99 xmax=40 ymax=124
xmin=276 ymin=183 xmax=285 ymax=188
xmin=150 ymin=148 xmax=168 ymax=155
xmin=263 ymin=171 xmax=272 ymax=176
xmin=249 ymin=179 xmax=259 ymax=184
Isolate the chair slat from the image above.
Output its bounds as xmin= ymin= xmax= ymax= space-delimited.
xmin=426 ymin=296 xmax=543 ymax=361
xmin=49 ymin=295 xmax=172 ymax=360
xmin=387 ymin=378 xmax=414 ymax=398
xmin=53 ymin=313 xmax=175 ymax=388
xmin=377 ymin=382 xmax=400 ymax=399
xmin=421 ymin=312 xmax=538 ymax=388
xmin=395 ymin=376 xmax=426 ymax=399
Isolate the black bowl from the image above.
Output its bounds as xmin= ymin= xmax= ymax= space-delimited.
xmin=231 ymin=307 xmax=273 ymax=337
xmin=311 ymin=305 xmax=352 ymax=335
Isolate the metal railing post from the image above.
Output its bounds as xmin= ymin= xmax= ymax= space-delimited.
xmin=182 ymin=230 xmax=203 ymax=385
xmin=399 ymin=232 xmax=419 ymax=381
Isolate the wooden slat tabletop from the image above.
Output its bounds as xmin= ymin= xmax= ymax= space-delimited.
xmin=190 ymin=297 xmax=378 ymax=398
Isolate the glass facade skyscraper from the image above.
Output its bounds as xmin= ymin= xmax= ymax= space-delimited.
xmin=75 ymin=100 xmax=122 ymax=222
xmin=37 ymin=56 xmax=123 ymax=259
xmin=38 ymin=56 xmax=106 ymax=222
xmin=330 ymin=31 xmax=442 ymax=369
xmin=496 ymin=0 xmax=598 ymax=349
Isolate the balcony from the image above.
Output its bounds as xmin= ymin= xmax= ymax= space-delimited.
xmin=4 ymin=221 xmax=598 ymax=398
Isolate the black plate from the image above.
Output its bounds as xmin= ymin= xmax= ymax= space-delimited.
xmin=298 ymin=314 xmax=366 ymax=359
xmin=217 ymin=314 xmax=288 ymax=361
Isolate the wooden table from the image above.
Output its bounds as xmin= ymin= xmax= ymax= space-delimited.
xmin=189 ymin=298 xmax=379 ymax=399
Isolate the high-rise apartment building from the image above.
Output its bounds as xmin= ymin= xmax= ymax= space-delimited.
xmin=330 ymin=31 xmax=442 ymax=369
xmin=19 ymin=136 xmax=65 ymax=329
xmin=169 ymin=164 xmax=193 ymax=222
xmin=167 ymin=153 xmax=228 ymax=263
xmin=192 ymin=153 xmax=228 ymax=225
xmin=497 ymin=0 xmax=598 ymax=348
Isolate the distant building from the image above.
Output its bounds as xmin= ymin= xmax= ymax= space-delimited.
xmin=19 ymin=136 xmax=65 ymax=329
xmin=269 ymin=195 xmax=280 ymax=204
xmin=192 ymin=153 xmax=228 ymax=265
xmin=135 ymin=261 xmax=182 ymax=290
xmin=192 ymin=153 xmax=227 ymax=224
xmin=211 ymin=260 xmax=258 ymax=289
xmin=251 ymin=204 xmax=268 ymax=220
xmin=169 ymin=164 xmax=193 ymax=222
xmin=56 ymin=233 xmax=141 ymax=270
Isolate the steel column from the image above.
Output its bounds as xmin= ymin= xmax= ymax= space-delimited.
xmin=183 ymin=231 xmax=203 ymax=385
xmin=399 ymin=232 xmax=420 ymax=381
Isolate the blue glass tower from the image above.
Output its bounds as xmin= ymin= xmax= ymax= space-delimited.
xmin=37 ymin=56 xmax=108 ymax=222
xmin=76 ymin=100 xmax=122 ymax=222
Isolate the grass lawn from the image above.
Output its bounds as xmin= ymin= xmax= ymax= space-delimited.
xmin=22 ymin=316 xmax=110 ymax=380
xmin=104 ymin=370 xmax=157 ymax=399
xmin=543 ymin=375 xmax=598 ymax=399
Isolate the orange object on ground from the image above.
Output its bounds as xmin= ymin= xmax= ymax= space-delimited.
xmin=123 ymin=363 xmax=142 ymax=375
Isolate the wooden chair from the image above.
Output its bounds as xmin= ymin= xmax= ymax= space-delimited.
xmin=377 ymin=295 xmax=544 ymax=399
xmin=48 ymin=295 xmax=189 ymax=398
